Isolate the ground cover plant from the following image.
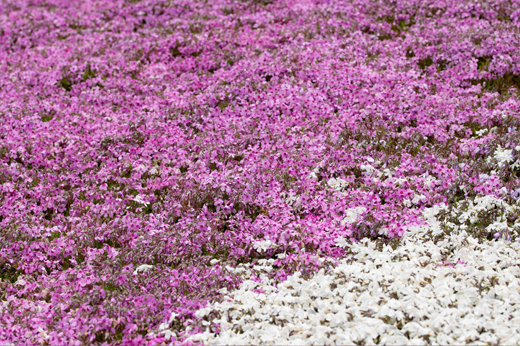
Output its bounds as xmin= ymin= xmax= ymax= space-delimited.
xmin=0 ymin=0 xmax=520 ymax=344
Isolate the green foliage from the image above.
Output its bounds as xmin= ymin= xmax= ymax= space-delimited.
xmin=477 ymin=56 xmax=491 ymax=71
xmin=417 ymin=57 xmax=433 ymax=69
xmin=446 ymin=185 xmax=466 ymax=205
xmin=82 ymin=63 xmax=96 ymax=81
xmin=41 ymin=111 xmax=55 ymax=122
xmin=463 ymin=119 xmax=484 ymax=137
xmin=478 ymin=73 xmax=520 ymax=96
xmin=169 ymin=45 xmax=182 ymax=57
xmin=59 ymin=63 xmax=98 ymax=92
xmin=93 ymin=237 xmax=123 ymax=249
xmin=59 ymin=75 xmax=73 ymax=91
xmin=217 ymin=98 xmax=230 ymax=110
xmin=0 ymin=262 xmax=21 ymax=284
xmin=416 ymin=56 xmax=448 ymax=72
xmin=49 ymin=231 xmax=62 ymax=241
xmin=44 ymin=208 xmax=54 ymax=221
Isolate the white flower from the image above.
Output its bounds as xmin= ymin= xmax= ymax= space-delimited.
xmin=412 ymin=194 xmax=427 ymax=205
xmin=161 ymin=330 xmax=176 ymax=341
xmin=283 ymin=192 xmax=300 ymax=205
xmin=335 ymin=236 xmax=348 ymax=248
xmin=133 ymin=164 xmax=147 ymax=173
xmin=393 ymin=177 xmax=407 ymax=185
xmin=512 ymin=188 xmax=520 ymax=201
xmin=476 ymin=128 xmax=488 ymax=136
xmin=494 ymin=145 xmax=513 ymax=167
xmin=15 ymin=278 xmax=26 ymax=286
xmin=133 ymin=194 xmax=149 ymax=205
xmin=486 ymin=220 xmax=510 ymax=233
xmin=327 ymin=177 xmax=347 ymax=191
xmin=149 ymin=229 xmax=161 ymax=236
xmin=37 ymin=327 xmax=50 ymax=339
xmin=195 ymin=307 xmax=212 ymax=318
xmin=383 ymin=169 xmax=394 ymax=178
xmin=479 ymin=173 xmax=490 ymax=181
xmin=456 ymin=248 xmax=474 ymax=264
xmin=133 ymin=264 xmax=153 ymax=275
xmin=341 ymin=206 xmax=367 ymax=225
xmin=253 ymin=240 xmax=275 ymax=252
xmin=360 ymin=164 xmax=376 ymax=172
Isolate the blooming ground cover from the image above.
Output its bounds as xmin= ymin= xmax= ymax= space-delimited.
xmin=1 ymin=0 xmax=520 ymax=344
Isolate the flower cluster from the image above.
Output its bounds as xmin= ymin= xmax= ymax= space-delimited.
xmin=0 ymin=0 xmax=520 ymax=344
xmin=184 ymin=205 xmax=520 ymax=345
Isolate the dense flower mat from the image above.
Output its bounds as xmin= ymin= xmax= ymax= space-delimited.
xmin=0 ymin=0 xmax=520 ymax=344
xmin=184 ymin=204 xmax=520 ymax=345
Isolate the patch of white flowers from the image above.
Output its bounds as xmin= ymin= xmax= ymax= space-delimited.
xmin=132 ymin=194 xmax=149 ymax=205
xmin=158 ymin=312 xmax=179 ymax=341
xmin=456 ymin=195 xmax=513 ymax=223
xmin=281 ymin=191 xmax=300 ymax=205
xmin=475 ymin=128 xmax=488 ymax=137
xmin=340 ymin=206 xmax=367 ymax=226
xmin=360 ymin=164 xmax=376 ymax=173
xmin=454 ymin=195 xmax=520 ymax=239
xmin=513 ymin=188 xmax=520 ymax=202
xmin=253 ymin=240 xmax=277 ymax=253
xmin=489 ymin=145 xmax=518 ymax=169
xmin=177 ymin=198 xmax=520 ymax=345
xmin=403 ymin=193 xmax=427 ymax=208
xmin=327 ymin=177 xmax=348 ymax=191
xmin=133 ymin=264 xmax=154 ymax=275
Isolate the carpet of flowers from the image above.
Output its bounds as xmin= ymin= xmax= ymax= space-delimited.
xmin=1 ymin=0 xmax=520 ymax=344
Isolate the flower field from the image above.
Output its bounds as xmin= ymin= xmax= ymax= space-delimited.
xmin=1 ymin=0 xmax=520 ymax=344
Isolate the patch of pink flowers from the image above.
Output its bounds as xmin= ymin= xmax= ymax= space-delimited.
xmin=436 ymin=260 xmax=466 ymax=268
xmin=0 ymin=0 xmax=519 ymax=344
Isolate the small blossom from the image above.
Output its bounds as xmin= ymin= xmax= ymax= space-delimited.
xmin=133 ymin=265 xmax=154 ymax=275
xmin=253 ymin=240 xmax=275 ymax=252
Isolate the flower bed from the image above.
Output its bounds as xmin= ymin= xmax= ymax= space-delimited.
xmin=184 ymin=204 xmax=520 ymax=345
xmin=0 ymin=0 xmax=519 ymax=344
